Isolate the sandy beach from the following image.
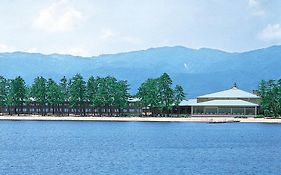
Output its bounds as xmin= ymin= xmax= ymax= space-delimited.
xmin=0 ymin=115 xmax=280 ymax=124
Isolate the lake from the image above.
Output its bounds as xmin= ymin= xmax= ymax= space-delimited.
xmin=0 ymin=121 xmax=280 ymax=175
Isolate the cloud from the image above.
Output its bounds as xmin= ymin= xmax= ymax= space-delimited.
xmin=248 ymin=0 xmax=259 ymax=7
xmin=258 ymin=24 xmax=281 ymax=41
xmin=100 ymin=29 xmax=142 ymax=45
xmin=57 ymin=47 xmax=91 ymax=57
xmin=0 ymin=44 xmax=17 ymax=52
xmin=33 ymin=0 xmax=82 ymax=32
xmin=26 ymin=48 xmax=39 ymax=53
xmin=100 ymin=29 xmax=115 ymax=40
xmin=122 ymin=36 xmax=142 ymax=45
xmin=0 ymin=44 xmax=40 ymax=54
xmin=248 ymin=0 xmax=265 ymax=17
xmin=0 ymin=43 xmax=89 ymax=56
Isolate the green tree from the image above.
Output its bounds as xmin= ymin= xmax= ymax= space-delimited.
xmin=94 ymin=77 xmax=115 ymax=116
xmin=9 ymin=76 xmax=26 ymax=115
xmin=25 ymin=86 xmax=32 ymax=113
xmin=60 ymin=76 xmax=69 ymax=101
xmin=90 ymin=77 xmax=129 ymax=116
xmin=258 ymin=80 xmax=280 ymax=117
xmin=87 ymin=76 xmax=96 ymax=99
xmin=0 ymin=76 xmax=9 ymax=113
xmin=137 ymin=78 xmax=159 ymax=116
xmin=174 ymin=85 xmax=185 ymax=116
xmin=158 ymin=73 xmax=174 ymax=116
xmin=268 ymin=80 xmax=280 ymax=117
xmin=59 ymin=76 xmax=70 ymax=115
xmin=30 ymin=76 xmax=47 ymax=115
xmin=91 ymin=77 xmax=103 ymax=115
xmin=69 ymin=74 xmax=86 ymax=115
xmin=47 ymin=78 xmax=63 ymax=114
xmin=87 ymin=76 xmax=96 ymax=113
xmin=137 ymin=73 xmax=186 ymax=117
xmin=113 ymin=80 xmax=129 ymax=115
xmin=276 ymin=79 xmax=281 ymax=116
xmin=258 ymin=80 xmax=269 ymax=114
xmin=106 ymin=77 xmax=118 ymax=115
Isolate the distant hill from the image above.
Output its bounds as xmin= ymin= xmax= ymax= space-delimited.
xmin=1 ymin=45 xmax=281 ymax=98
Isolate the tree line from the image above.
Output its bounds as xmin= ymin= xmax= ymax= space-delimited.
xmin=0 ymin=73 xmax=185 ymax=116
xmin=137 ymin=73 xmax=185 ymax=116
xmin=258 ymin=79 xmax=281 ymax=117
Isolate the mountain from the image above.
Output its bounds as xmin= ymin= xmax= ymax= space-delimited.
xmin=0 ymin=45 xmax=281 ymax=98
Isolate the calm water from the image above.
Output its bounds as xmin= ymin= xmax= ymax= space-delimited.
xmin=0 ymin=121 xmax=281 ymax=175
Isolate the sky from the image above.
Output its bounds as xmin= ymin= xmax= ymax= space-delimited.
xmin=0 ymin=0 xmax=281 ymax=56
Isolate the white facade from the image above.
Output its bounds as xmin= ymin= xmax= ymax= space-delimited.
xmin=180 ymin=85 xmax=260 ymax=116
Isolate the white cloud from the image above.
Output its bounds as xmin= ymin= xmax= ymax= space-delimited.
xmin=258 ymin=24 xmax=281 ymax=41
xmin=0 ymin=44 xmax=40 ymax=53
xmin=100 ymin=29 xmax=115 ymax=40
xmin=33 ymin=0 xmax=82 ymax=32
xmin=0 ymin=43 xmax=89 ymax=56
xmin=0 ymin=44 xmax=17 ymax=52
xmin=100 ymin=29 xmax=142 ymax=45
xmin=248 ymin=0 xmax=265 ymax=17
xmin=122 ymin=36 xmax=142 ymax=45
xmin=26 ymin=48 xmax=39 ymax=53
xmin=58 ymin=47 xmax=91 ymax=57
xmin=248 ymin=0 xmax=259 ymax=7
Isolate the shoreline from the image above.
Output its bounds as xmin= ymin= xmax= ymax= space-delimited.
xmin=0 ymin=115 xmax=281 ymax=124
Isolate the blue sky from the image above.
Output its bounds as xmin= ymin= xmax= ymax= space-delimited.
xmin=0 ymin=0 xmax=281 ymax=56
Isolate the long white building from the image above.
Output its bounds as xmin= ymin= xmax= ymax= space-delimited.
xmin=180 ymin=84 xmax=260 ymax=117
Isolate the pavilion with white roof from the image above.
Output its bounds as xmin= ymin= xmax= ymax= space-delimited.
xmin=179 ymin=83 xmax=260 ymax=117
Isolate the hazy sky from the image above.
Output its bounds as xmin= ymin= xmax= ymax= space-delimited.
xmin=0 ymin=0 xmax=281 ymax=56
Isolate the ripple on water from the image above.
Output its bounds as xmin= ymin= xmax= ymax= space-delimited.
xmin=0 ymin=121 xmax=280 ymax=175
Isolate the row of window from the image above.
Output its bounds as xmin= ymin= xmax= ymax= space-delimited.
xmin=0 ymin=107 xmax=142 ymax=113
xmin=193 ymin=107 xmax=256 ymax=115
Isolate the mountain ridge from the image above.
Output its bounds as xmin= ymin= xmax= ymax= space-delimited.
xmin=0 ymin=45 xmax=281 ymax=98
xmin=4 ymin=44 xmax=280 ymax=58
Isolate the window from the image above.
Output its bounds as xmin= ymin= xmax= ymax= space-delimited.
xmin=218 ymin=107 xmax=231 ymax=114
xmin=205 ymin=107 xmax=218 ymax=114
xmin=232 ymin=108 xmax=244 ymax=115
xmin=245 ymin=108 xmax=255 ymax=115
xmin=194 ymin=107 xmax=204 ymax=114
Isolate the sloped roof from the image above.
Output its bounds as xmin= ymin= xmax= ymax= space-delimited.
xmin=198 ymin=87 xmax=260 ymax=99
xmin=179 ymin=99 xmax=197 ymax=106
xmin=188 ymin=99 xmax=258 ymax=107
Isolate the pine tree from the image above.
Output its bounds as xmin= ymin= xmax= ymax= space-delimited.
xmin=258 ymin=80 xmax=280 ymax=117
xmin=9 ymin=76 xmax=26 ymax=115
xmin=69 ymin=74 xmax=86 ymax=116
xmin=114 ymin=80 xmax=129 ymax=115
xmin=30 ymin=76 xmax=47 ymax=115
xmin=174 ymin=85 xmax=185 ymax=116
xmin=90 ymin=77 xmax=129 ymax=116
xmin=158 ymin=73 xmax=174 ymax=116
xmin=137 ymin=73 xmax=185 ymax=117
xmin=47 ymin=78 xmax=63 ymax=114
xmin=0 ymin=76 xmax=9 ymax=113
xmin=91 ymin=77 xmax=104 ymax=115
xmin=137 ymin=78 xmax=159 ymax=116
xmin=59 ymin=76 xmax=69 ymax=115
xmin=87 ymin=76 xmax=97 ymax=115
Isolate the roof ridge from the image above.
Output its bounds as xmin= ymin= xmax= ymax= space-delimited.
xmin=198 ymin=87 xmax=260 ymax=98
xmin=188 ymin=99 xmax=259 ymax=107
